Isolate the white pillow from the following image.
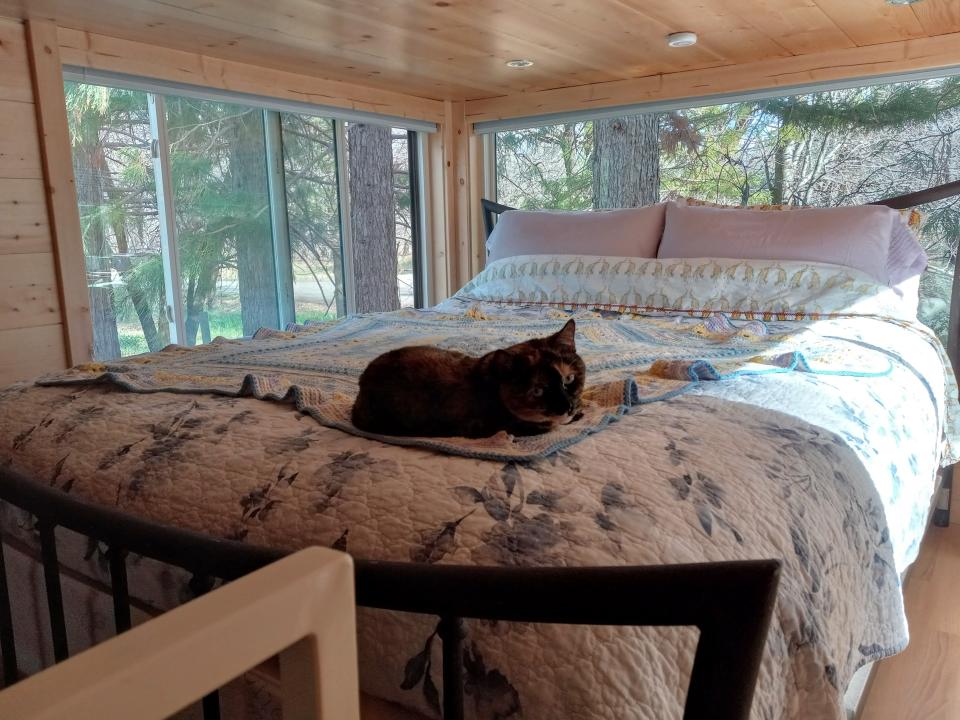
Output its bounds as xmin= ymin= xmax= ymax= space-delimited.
xmin=486 ymin=204 xmax=666 ymax=263
xmin=657 ymin=201 xmax=894 ymax=284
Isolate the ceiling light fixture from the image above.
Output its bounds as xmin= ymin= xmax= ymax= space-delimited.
xmin=885 ymin=0 xmax=923 ymax=5
xmin=505 ymin=59 xmax=534 ymax=68
xmin=666 ymin=31 xmax=698 ymax=48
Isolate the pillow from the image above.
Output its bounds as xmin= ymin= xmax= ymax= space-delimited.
xmin=658 ymin=201 xmax=894 ymax=284
xmin=893 ymin=274 xmax=921 ymax=318
xmin=486 ymin=203 xmax=666 ymax=263
xmin=680 ymin=197 xmax=927 ymax=285
xmin=681 ymin=196 xmax=923 ymax=230
xmin=887 ymin=216 xmax=928 ymax=284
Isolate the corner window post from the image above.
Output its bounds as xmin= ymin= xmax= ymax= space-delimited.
xmin=263 ymin=110 xmax=296 ymax=328
xmin=147 ymin=94 xmax=185 ymax=345
xmin=333 ymin=120 xmax=355 ymax=316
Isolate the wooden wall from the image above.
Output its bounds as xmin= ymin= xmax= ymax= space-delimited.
xmin=0 ymin=18 xmax=68 ymax=385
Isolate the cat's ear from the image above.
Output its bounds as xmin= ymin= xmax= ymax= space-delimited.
xmin=548 ymin=319 xmax=576 ymax=352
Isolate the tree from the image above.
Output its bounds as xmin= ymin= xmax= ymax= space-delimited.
xmin=348 ymin=123 xmax=399 ymax=313
xmin=229 ymin=111 xmax=279 ymax=336
xmin=592 ymin=115 xmax=661 ymax=208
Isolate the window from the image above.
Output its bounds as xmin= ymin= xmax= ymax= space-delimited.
xmin=494 ymin=76 xmax=960 ymax=343
xmin=66 ymin=80 xmax=424 ymax=360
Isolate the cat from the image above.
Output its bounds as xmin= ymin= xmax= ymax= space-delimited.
xmin=351 ymin=319 xmax=586 ymax=439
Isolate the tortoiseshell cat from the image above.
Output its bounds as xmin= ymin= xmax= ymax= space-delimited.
xmin=351 ymin=320 xmax=586 ymax=438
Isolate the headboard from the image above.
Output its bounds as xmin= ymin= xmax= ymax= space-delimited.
xmin=480 ymin=180 xmax=960 ymax=370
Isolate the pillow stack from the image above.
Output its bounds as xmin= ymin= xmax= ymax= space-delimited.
xmin=484 ymin=197 xmax=927 ymax=289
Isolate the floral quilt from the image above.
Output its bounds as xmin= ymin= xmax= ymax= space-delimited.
xmin=0 ymin=255 xmax=956 ymax=720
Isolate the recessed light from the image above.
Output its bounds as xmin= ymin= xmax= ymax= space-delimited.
xmin=505 ymin=59 xmax=534 ymax=68
xmin=666 ymin=31 xmax=698 ymax=48
xmin=886 ymin=0 xmax=923 ymax=4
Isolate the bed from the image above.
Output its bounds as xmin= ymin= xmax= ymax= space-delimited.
xmin=1 ymin=184 xmax=959 ymax=720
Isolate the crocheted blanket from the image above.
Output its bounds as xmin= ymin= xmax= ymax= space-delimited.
xmin=36 ymin=310 xmax=892 ymax=461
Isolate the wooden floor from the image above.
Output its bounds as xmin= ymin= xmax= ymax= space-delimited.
xmin=860 ymin=518 xmax=960 ymax=720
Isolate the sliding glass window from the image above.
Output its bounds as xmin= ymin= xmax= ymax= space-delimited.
xmin=493 ymin=75 xmax=960 ymax=343
xmin=65 ymin=80 xmax=425 ymax=361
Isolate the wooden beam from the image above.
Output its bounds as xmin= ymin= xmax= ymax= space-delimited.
xmin=468 ymin=133 xmax=487 ymax=277
xmin=420 ymin=101 xmax=482 ymax=303
xmin=422 ymin=131 xmax=449 ymax=305
xmin=25 ymin=18 xmax=92 ymax=366
xmin=465 ymin=30 xmax=960 ymax=124
xmin=56 ymin=27 xmax=445 ymax=124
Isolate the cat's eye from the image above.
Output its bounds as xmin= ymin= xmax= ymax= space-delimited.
xmin=532 ymin=387 xmax=544 ymax=397
xmin=564 ymin=373 xmax=575 ymax=385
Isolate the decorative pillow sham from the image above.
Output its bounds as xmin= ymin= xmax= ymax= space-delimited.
xmin=658 ymin=201 xmax=895 ymax=284
xmin=486 ymin=203 xmax=665 ymax=263
xmin=680 ymin=196 xmax=927 ymax=285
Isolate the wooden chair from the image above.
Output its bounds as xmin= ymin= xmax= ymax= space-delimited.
xmin=0 ymin=547 xmax=360 ymax=720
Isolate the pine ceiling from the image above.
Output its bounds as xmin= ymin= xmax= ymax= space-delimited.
xmin=2 ymin=0 xmax=959 ymax=102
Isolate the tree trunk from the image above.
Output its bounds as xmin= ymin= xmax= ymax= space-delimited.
xmin=72 ymin=142 xmax=123 ymax=361
xmin=348 ymin=123 xmax=398 ymax=313
xmin=771 ymin=142 xmax=787 ymax=205
xmin=592 ymin=115 xmax=661 ymax=209
xmin=232 ymin=111 xmax=279 ymax=336
xmin=97 ymin=154 xmax=162 ymax=352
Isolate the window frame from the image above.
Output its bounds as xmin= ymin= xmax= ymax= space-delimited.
xmin=64 ymin=71 xmax=430 ymax=355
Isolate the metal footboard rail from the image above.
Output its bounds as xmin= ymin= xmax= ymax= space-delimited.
xmin=0 ymin=466 xmax=781 ymax=720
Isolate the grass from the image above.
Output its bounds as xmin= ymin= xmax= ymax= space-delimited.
xmin=117 ymin=308 xmax=337 ymax=357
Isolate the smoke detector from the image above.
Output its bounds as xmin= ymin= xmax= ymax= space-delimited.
xmin=666 ymin=32 xmax=698 ymax=48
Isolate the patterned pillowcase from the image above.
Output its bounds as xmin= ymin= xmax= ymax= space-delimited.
xmin=680 ymin=197 xmax=927 ymax=285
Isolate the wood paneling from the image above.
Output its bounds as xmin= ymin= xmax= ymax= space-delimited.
xmin=0 ymin=252 xmax=60 ymax=331
xmin=0 ymin=15 xmax=33 ymax=101
xmin=0 ymin=100 xmax=43 ymax=178
xmin=0 ymin=17 xmax=69 ymax=385
xmin=860 ymin=523 xmax=960 ymax=720
xmin=55 ymin=27 xmax=445 ymax=123
xmin=0 ymin=178 xmax=51 ymax=255
xmin=0 ymin=324 xmax=67 ymax=382
xmin=466 ymin=30 xmax=960 ymax=124
xmin=27 ymin=19 xmax=92 ymax=365
xmin=0 ymin=0 xmax=958 ymax=103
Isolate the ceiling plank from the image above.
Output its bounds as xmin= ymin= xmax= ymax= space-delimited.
xmin=911 ymin=0 xmax=960 ymax=37
xmin=56 ymin=27 xmax=447 ymax=123
xmin=0 ymin=0 xmax=956 ymax=103
xmin=610 ymin=0 xmax=793 ymax=65
xmin=716 ymin=0 xmax=856 ymax=56
xmin=465 ymin=30 xmax=960 ymax=124
xmin=812 ymin=0 xmax=926 ymax=46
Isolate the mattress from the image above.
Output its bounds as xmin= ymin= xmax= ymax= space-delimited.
xmin=0 ymin=255 xmax=956 ymax=720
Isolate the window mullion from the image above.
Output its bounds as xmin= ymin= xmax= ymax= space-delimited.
xmin=407 ymin=130 xmax=426 ymax=309
xmin=147 ymin=94 xmax=185 ymax=345
xmin=263 ymin=110 xmax=296 ymax=328
xmin=333 ymin=119 xmax=356 ymax=316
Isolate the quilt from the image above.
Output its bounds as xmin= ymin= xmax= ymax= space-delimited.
xmin=0 ymin=255 xmax=956 ymax=720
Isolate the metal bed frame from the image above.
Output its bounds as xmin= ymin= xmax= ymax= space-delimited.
xmin=1 ymin=180 xmax=959 ymax=719
xmin=0 ymin=467 xmax=780 ymax=720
